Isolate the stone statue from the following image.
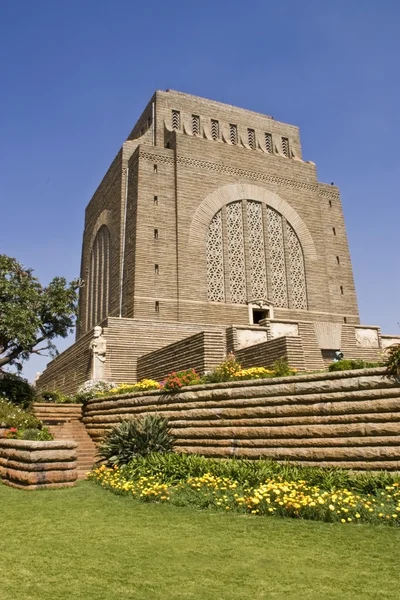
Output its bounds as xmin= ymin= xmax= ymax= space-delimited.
xmin=89 ymin=326 xmax=107 ymax=380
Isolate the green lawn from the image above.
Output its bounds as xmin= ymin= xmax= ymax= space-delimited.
xmin=1 ymin=481 xmax=400 ymax=600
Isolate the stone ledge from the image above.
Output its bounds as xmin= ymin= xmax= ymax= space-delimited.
xmin=0 ymin=458 xmax=77 ymax=472
xmin=0 ymin=439 xmax=78 ymax=490
xmin=2 ymin=480 xmax=77 ymax=491
xmin=0 ymin=439 xmax=77 ymax=451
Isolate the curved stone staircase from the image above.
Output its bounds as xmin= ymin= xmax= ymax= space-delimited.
xmin=33 ymin=403 xmax=98 ymax=479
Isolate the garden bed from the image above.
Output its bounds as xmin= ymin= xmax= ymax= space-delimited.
xmin=88 ymin=453 xmax=400 ymax=527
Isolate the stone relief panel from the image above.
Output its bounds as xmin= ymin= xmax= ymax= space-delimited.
xmin=270 ymin=322 xmax=299 ymax=339
xmin=314 ymin=322 xmax=342 ymax=349
xmin=355 ymin=328 xmax=379 ymax=348
xmin=236 ymin=328 xmax=269 ymax=350
xmin=381 ymin=336 xmax=400 ymax=354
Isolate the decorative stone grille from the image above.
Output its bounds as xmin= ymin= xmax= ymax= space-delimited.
xmin=192 ymin=115 xmax=200 ymax=136
xmin=172 ymin=110 xmax=180 ymax=130
xmin=226 ymin=202 xmax=247 ymax=303
xmin=248 ymin=128 xmax=256 ymax=149
xmin=229 ymin=124 xmax=238 ymax=145
xmin=246 ymin=201 xmax=267 ymax=299
xmin=282 ymin=137 xmax=290 ymax=157
xmin=206 ymin=201 xmax=307 ymax=309
xmin=265 ymin=133 xmax=273 ymax=153
xmin=287 ymin=222 xmax=307 ymax=309
xmin=206 ymin=211 xmax=225 ymax=301
xmin=267 ymin=207 xmax=288 ymax=307
xmin=211 ymin=119 xmax=219 ymax=140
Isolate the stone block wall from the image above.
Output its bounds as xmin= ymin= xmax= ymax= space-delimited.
xmin=36 ymin=317 xmax=227 ymax=394
xmin=83 ymin=368 xmax=400 ymax=470
xmin=341 ymin=324 xmax=382 ymax=362
xmin=33 ymin=403 xmax=83 ymax=423
xmin=235 ymin=335 xmax=306 ymax=371
xmin=35 ymin=328 xmax=96 ymax=395
xmin=137 ymin=331 xmax=225 ymax=381
xmin=0 ymin=440 xmax=78 ymax=490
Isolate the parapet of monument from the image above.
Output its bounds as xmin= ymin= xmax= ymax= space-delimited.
xmin=36 ymin=90 xmax=396 ymax=394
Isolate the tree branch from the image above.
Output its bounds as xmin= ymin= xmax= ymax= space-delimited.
xmin=30 ymin=345 xmax=51 ymax=356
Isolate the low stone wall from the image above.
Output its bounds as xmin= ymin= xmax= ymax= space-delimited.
xmin=0 ymin=439 xmax=78 ymax=490
xmin=33 ymin=403 xmax=83 ymax=423
xmin=83 ymin=368 xmax=400 ymax=470
xmin=235 ymin=335 xmax=306 ymax=371
xmin=137 ymin=331 xmax=225 ymax=381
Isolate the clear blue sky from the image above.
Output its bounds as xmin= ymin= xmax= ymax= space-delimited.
xmin=1 ymin=0 xmax=399 ymax=382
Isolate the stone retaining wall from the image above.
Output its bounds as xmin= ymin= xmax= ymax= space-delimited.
xmin=235 ymin=335 xmax=306 ymax=371
xmin=83 ymin=368 xmax=400 ymax=470
xmin=137 ymin=331 xmax=225 ymax=381
xmin=0 ymin=439 xmax=78 ymax=490
xmin=33 ymin=403 xmax=83 ymax=423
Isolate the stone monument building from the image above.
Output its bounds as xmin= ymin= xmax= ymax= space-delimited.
xmin=37 ymin=90 xmax=395 ymax=394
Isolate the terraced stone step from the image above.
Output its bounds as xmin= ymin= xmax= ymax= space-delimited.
xmin=33 ymin=404 xmax=98 ymax=479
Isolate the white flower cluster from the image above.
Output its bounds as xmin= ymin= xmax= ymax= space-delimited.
xmin=78 ymin=380 xmax=115 ymax=394
xmin=0 ymin=398 xmax=39 ymax=428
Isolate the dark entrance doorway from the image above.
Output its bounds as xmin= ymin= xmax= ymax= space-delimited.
xmin=252 ymin=308 xmax=270 ymax=324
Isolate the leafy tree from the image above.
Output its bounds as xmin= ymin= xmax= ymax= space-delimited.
xmin=0 ymin=372 xmax=36 ymax=408
xmin=0 ymin=254 xmax=80 ymax=371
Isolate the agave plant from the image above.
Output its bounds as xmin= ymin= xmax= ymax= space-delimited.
xmin=98 ymin=414 xmax=174 ymax=466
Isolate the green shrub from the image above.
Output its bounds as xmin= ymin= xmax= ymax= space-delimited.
xmin=38 ymin=390 xmax=60 ymax=402
xmin=328 ymin=359 xmax=381 ymax=372
xmin=98 ymin=414 xmax=174 ymax=466
xmin=0 ymin=399 xmax=41 ymax=429
xmin=17 ymin=427 xmax=53 ymax=441
xmin=0 ymin=373 xmax=36 ymax=408
xmin=385 ymin=344 xmax=400 ymax=380
xmin=36 ymin=390 xmax=79 ymax=403
xmin=162 ymin=369 xmax=202 ymax=392
xmin=271 ymin=358 xmax=296 ymax=377
xmin=203 ymin=353 xmax=242 ymax=384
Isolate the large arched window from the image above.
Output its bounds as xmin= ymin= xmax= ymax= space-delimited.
xmin=87 ymin=225 xmax=111 ymax=329
xmin=206 ymin=200 xmax=307 ymax=309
